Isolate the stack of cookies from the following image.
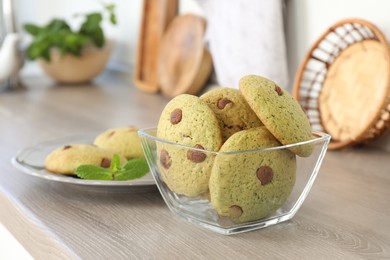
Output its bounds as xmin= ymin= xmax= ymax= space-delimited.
xmin=156 ymin=74 xmax=314 ymax=223
xmin=45 ymin=126 xmax=144 ymax=175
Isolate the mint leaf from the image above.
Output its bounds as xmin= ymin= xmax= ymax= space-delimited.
xmin=23 ymin=4 xmax=116 ymax=61
xmin=110 ymin=154 xmax=121 ymax=172
xmin=24 ymin=24 xmax=42 ymax=36
xmin=75 ymin=165 xmax=113 ymax=180
xmin=104 ymin=4 xmax=117 ymax=25
xmin=79 ymin=13 xmax=105 ymax=47
xmin=109 ymin=13 xmax=117 ymax=25
xmin=74 ymin=156 xmax=148 ymax=181
xmin=46 ymin=19 xmax=71 ymax=33
xmin=114 ymin=159 xmax=149 ymax=181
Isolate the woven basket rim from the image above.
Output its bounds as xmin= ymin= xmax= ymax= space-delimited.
xmin=293 ymin=18 xmax=390 ymax=150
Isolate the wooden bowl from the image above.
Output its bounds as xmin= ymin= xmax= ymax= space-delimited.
xmin=293 ymin=18 xmax=390 ymax=150
xmin=38 ymin=42 xmax=113 ymax=84
xmin=157 ymin=14 xmax=212 ymax=97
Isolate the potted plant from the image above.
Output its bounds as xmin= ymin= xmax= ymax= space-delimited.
xmin=24 ymin=3 xmax=116 ymax=84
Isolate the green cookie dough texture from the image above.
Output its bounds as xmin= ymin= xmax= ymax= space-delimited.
xmin=156 ymin=94 xmax=223 ymax=197
xmin=209 ymin=127 xmax=296 ymax=223
xmin=94 ymin=126 xmax=145 ymax=160
xmin=200 ymin=87 xmax=263 ymax=142
xmin=239 ymin=74 xmax=314 ymax=157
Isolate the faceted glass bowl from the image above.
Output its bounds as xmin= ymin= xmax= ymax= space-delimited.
xmin=138 ymin=127 xmax=330 ymax=235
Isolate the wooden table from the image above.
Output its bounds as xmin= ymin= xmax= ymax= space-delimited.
xmin=1 ymin=72 xmax=390 ymax=259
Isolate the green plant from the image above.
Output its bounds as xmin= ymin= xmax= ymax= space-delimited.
xmin=75 ymin=155 xmax=149 ymax=181
xmin=24 ymin=3 xmax=116 ymax=62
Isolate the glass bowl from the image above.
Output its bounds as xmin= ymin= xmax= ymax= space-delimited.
xmin=138 ymin=127 xmax=331 ymax=235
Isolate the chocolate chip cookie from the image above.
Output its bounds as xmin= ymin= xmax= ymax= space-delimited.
xmin=239 ymin=74 xmax=313 ymax=157
xmin=156 ymin=94 xmax=223 ymax=197
xmin=209 ymin=126 xmax=296 ymax=223
xmin=200 ymin=87 xmax=263 ymax=142
xmin=94 ymin=126 xmax=144 ymax=159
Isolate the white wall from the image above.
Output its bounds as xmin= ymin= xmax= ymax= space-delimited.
xmin=286 ymin=0 xmax=390 ymax=86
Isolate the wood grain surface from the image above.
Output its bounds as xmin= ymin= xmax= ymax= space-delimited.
xmin=158 ymin=14 xmax=212 ymax=97
xmin=134 ymin=0 xmax=178 ymax=93
xmin=319 ymin=40 xmax=389 ymax=142
xmin=0 ymin=72 xmax=390 ymax=259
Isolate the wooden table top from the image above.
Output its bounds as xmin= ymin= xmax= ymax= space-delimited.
xmin=1 ymin=72 xmax=390 ymax=259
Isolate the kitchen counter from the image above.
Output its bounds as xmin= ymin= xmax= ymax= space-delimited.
xmin=1 ymin=71 xmax=390 ymax=259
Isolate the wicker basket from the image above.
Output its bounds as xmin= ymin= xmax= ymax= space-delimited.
xmin=293 ymin=18 xmax=390 ymax=150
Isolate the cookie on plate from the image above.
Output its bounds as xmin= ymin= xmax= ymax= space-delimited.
xmin=209 ymin=126 xmax=296 ymax=223
xmin=45 ymin=144 xmax=127 ymax=175
xmin=200 ymin=87 xmax=263 ymax=142
xmin=239 ymin=74 xmax=313 ymax=157
xmin=94 ymin=126 xmax=144 ymax=160
xmin=157 ymin=94 xmax=223 ymax=197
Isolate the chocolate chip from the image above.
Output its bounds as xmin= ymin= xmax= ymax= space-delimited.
xmin=100 ymin=158 xmax=111 ymax=168
xmin=217 ymin=98 xmax=233 ymax=109
xmin=107 ymin=131 xmax=115 ymax=138
xmin=275 ymin=86 xmax=283 ymax=96
xmin=170 ymin=109 xmax=182 ymax=125
xmin=187 ymin=144 xmax=206 ymax=163
xmin=256 ymin=166 xmax=273 ymax=185
xmin=160 ymin=149 xmax=172 ymax=169
xmin=63 ymin=145 xmax=72 ymax=150
xmin=229 ymin=205 xmax=243 ymax=218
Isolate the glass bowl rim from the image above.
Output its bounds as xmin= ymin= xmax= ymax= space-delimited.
xmin=138 ymin=127 xmax=331 ymax=155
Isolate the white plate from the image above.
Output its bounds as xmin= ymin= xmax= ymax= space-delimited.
xmin=11 ymin=134 xmax=156 ymax=188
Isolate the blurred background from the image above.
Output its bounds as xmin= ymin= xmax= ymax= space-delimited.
xmin=1 ymin=0 xmax=390 ymax=150
xmin=4 ymin=0 xmax=389 ymax=88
